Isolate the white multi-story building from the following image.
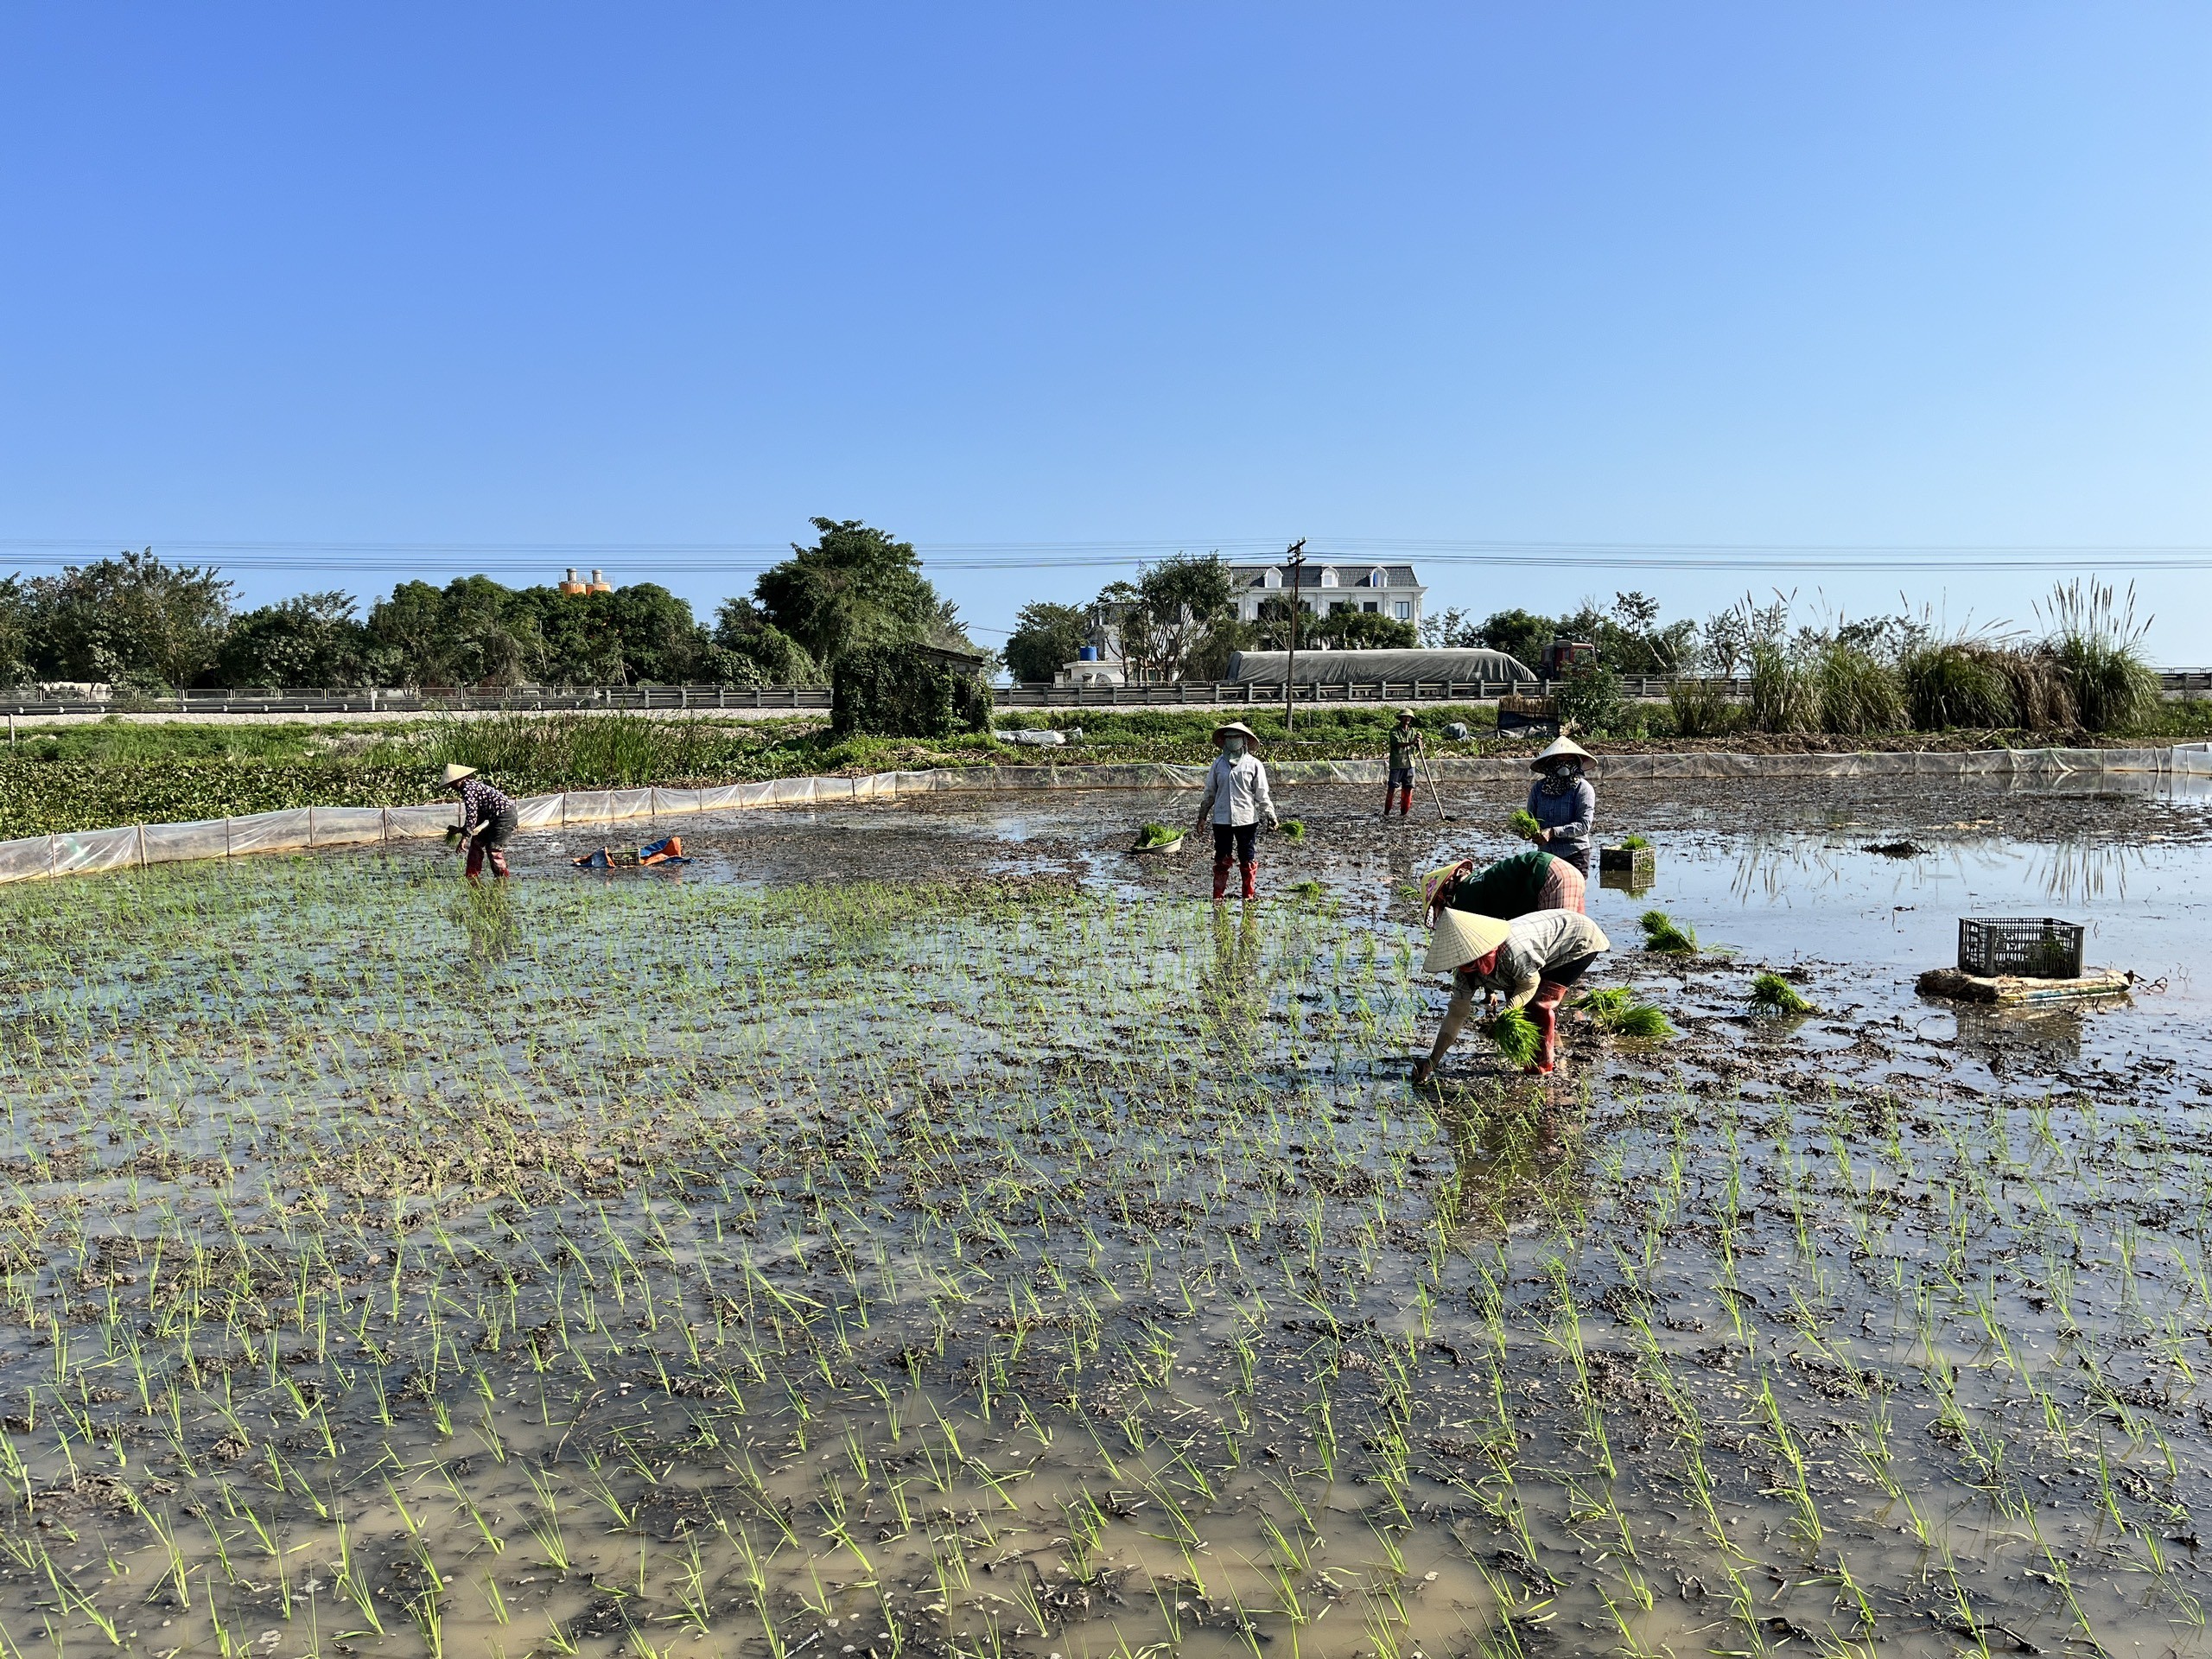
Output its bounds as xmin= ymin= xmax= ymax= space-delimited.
xmin=1227 ymin=561 xmax=1426 ymax=629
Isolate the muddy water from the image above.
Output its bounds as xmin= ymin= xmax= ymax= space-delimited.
xmin=2 ymin=775 xmax=2209 ymax=1658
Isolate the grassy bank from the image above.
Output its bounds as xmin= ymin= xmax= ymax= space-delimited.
xmin=2 ymin=699 xmax=2209 ymax=837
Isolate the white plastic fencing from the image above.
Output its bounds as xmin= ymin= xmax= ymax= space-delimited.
xmin=0 ymin=743 xmax=2206 ymax=888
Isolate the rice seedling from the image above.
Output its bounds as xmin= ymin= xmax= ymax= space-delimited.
xmin=1278 ymin=817 xmax=1306 ymax=841
xmin=1508 ymin=808 xmax=1543 ymax=842
xmin=1133 ymin=822 xmax=1183 ymax=849
xmin=0 ymin=799 xmax=2194 ymax=1658
xmin=1573 ymin=987 xmax=1674 ymax=1040
xmin=1637 ymin=909 xmax=1696 ymax=954
xmin=1748 ymin=971 xmax=1815 ymax=1014
xmin=1484 ymin=1007 xmax=1542 ymax=1067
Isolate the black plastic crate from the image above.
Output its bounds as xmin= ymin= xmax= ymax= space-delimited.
xmin=1957 ymin=917 xmax=2084 ymax=980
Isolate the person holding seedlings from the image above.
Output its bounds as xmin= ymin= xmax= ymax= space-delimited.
xmin=443 ymin=763 xmax=518 ymax=881
xmin=1421 ymin=845 xmax=1585 ymax=925
xmin=1382 ymin=709 xmax=1422 ymax=819
xmin=1195 ymin=720 xmax=1278 ymax=902
xmin=1412 ymin=906 xmax=1611 ymax=1081
xmin=1524 ymin=735 xmax=1597 ymax=875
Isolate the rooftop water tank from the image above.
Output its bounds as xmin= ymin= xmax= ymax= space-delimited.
xmin=1078 ymin=645 xmax=1099 ymax=661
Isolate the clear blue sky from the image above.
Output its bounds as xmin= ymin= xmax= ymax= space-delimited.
xmin=3 ymin=6 xmax=2208 ymax=656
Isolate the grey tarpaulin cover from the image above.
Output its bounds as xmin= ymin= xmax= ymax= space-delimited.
xmin=1224 ymin=648 xmax=1535 ymax=685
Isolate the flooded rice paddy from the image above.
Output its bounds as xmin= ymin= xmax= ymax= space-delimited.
xmin=3 ymin=772 xmax=2210 ymax=1658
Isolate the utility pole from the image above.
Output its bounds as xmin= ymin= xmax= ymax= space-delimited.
xmin=1282 ymin=538 xmax=1306 ymax=734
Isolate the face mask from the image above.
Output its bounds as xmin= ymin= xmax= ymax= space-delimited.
xmin=1224 ymin=737 xmax=1247 ymax=759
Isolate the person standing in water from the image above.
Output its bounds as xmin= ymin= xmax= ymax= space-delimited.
xmin=1195 ymin=721 xmax=1278 ymax=902
xmin=443 ymin=764 xmax=519 ymax=881
xmin=1524 ymin=736 xmax=1596 ymax=876
xmin=1382 ymin=709 xmax=1421 ymax=820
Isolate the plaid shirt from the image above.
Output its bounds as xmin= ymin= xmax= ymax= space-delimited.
xmin=454 ymin=777 xmax=517 ymax=836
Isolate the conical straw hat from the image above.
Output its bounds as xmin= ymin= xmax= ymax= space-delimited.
xmin=1423 ymin=908 xmax=1511 ymax=976
xmin=1420 ymin=860 xmax=1472 ymax=922
xmin=1212 ymin=721 xmax=1262 ymax=748
xmin=442 ymin=764 xmax=478 ymax=786
xmin=1531 ymin=735 xmax=1591 ymax=770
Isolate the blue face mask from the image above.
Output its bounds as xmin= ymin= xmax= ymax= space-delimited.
xmin=1224 ymin=737 xmax=1248 ymax=759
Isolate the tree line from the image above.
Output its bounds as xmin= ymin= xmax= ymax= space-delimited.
xmin=1001 ymin=553 xmax=1422 ymax=684
xmin=0 ymin=520 xmax=975 ymax=692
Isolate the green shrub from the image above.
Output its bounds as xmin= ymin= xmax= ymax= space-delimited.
xmin=1553 ymin=661 xmax=1624 ymax=735
xmin=2042 ymin=578 xmax=2158 ymax=733
xmin=1899 ymin=640 xmax=2019 ymax=730
xmin=1745 ymin=642 xmax=1817 ymax=733
xmin=830 ymin=644 xmax=990 ymax=739
xmin=1666 ymin=677 xmax=1734 ymax=738
xmin=1813 ymin=640 xmax=1904 ymax=735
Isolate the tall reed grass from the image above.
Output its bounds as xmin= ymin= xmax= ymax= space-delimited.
xmin=2041 ymin=579 xmax=2158 ymax=734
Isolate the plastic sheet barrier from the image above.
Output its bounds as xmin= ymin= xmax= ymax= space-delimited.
xmin=0 ymin=742 xmax=2197 ymax=890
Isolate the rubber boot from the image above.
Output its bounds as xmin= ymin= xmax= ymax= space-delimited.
xmin=1398 ymin=785 xmax=1414 ymax=817
xmin=1526 ymin=982 xmax=1568 ymax=1073
xmin=1240 ymin=860 xmax=1257 ymax=901
xmin=1212 ymin=859 xmax=1232 ymax=902
xmin=1381 ymin=786 xmax=1396 ymax=819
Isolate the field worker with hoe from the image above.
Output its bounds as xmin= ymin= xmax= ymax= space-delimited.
xmin=1382 ymin=709 xmax=1423 ymax=819
xmin=1524 ymin=736 xmax=1598 ymax=876
xmin=1411 ymin=906 xmax=1611 ymax=1083
xmin=1195 ymin=720 xmax=1279 ymax=902
xmin=442 ymin=764 xmax=519 ymax=882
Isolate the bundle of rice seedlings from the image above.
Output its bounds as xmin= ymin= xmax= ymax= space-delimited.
xmin=1749 ymin=971 xmax=1815 ymax=1014
xmin=1577 ymin=987 xmax=1675 ymax=1039
xmin=1618 ymin=833 xmax=1649 ymax=850
xmin=1640 ymin=909 xmax=1697 ymax=954
xmin=1485 ymin=1006 xmax=1542 ymax=1067
xmin=1135 ymin=822 xmax=1183 ymax=849
xmin=1287 ymin=879 xmax=1326 ymax=903
xmin=1509 ymin=808 xmax=1544 ymax=842
xmin=1279 ymin=818 xmax=1306 ymax=841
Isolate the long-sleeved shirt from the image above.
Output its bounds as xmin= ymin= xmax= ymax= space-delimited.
xmin=1387 ymin=729 xmax=1420 ymax=772
xmin=1196 ymin=753 xmax=1275 ymax=827
xmin=454 ymin=777 xmax=518 ymax=836
xmin=1456 ymin=909 xmax=1611 ymax=1008
xmin=1525 ymin=774 xmax=1596 ymax=856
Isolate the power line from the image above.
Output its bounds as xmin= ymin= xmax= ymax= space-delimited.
xmin=1 ymin=537 xmax=2209 ymax=575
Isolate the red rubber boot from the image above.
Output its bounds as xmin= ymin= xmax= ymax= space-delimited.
xmin=1212 ymin=859 xmax=1232 ymax=901
xmin=1240 ymin=860 xmax=1258 ymax=900
xmin=1525 ymin=981 xmax=1569 ymax=1073
xmin=1398 ymin=785 xmax=1414 ymax=817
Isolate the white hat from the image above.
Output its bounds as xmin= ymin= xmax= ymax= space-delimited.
xmin=1423 ymin=908 xmax=1512 ymax=976
xmin=1531 ymin=736 xmax=1592 ymax=770
xmin=1212 ymin=721 xmax=1262 ymax=748
xmin=442 ymin=764 xmax=478 ymax=787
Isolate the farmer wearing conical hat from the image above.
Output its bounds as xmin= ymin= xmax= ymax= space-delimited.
xmin=1525 ymin=735 xmax=1597 ymax=876
xmin=442 ymin=764 xmax=519 ymax=882
xmin=1195 ymin=721 xmax=1278 ymax=902
xmin=1382 ymin=709 xmax=1421 ymax=821
xmin=1420 ymin=847 xmax=1585 ymax=930
xmin=1412 ymin=906 xmax=1611 ymax=1082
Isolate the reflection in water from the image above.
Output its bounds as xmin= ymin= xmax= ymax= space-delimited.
xmin=452 ymin=878 xmax=521 ymax=963
xmin=1198 ymin=906 xmax=1266 ymax=1055
xmin=2029 ymin=838 xmax=2150 ymax=905
xmin=1431 ymin=1086 xmax=1589 ymax=1235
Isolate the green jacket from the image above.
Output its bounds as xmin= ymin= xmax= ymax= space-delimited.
xmin=1388 ymin=729 xmax=1419 ymax=770
xmin=1443 ymin=849 xmax=1555 ymax=920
